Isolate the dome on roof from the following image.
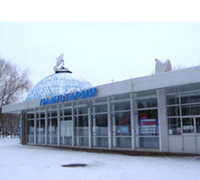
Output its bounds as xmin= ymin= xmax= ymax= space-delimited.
xmin=26 ymin=72 xmax=91 ymax=101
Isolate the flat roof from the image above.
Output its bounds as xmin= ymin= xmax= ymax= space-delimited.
xmin=3 ymin=65 xmax=200 ymax=113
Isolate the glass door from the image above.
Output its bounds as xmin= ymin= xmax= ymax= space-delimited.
xmin=195 ymin=117 xmax=200 ymax=133
xmin=182 ymin=117 xmax=198 ymax=153
xmin=134 ymin=97 xmax=159 ymax=149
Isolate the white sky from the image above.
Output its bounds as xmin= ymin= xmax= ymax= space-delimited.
xmin=0 ymin=1 xmax=200 ymax=87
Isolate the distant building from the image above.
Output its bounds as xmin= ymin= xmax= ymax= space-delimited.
xmin=3 ymin=58 xmax=200 ymax=154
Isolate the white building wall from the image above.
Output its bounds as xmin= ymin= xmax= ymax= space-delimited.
xmin=3 ymin=65 xmax=200 ymax=113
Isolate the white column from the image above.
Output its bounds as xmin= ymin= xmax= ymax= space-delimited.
xmin=50 ymin=112 xmax=52 ymax=144
xmin=111 ymin=101 xmax=116 ymax=147
xmin=130 ymin=93 xmax=135 ymax=150
xmin=92 ymin=104 xmax=96 ymax=146
xmin=157 ymin=89 xmax=169 ymax=152
xmin=57 ymin=104 xmax=60 ymax=146
xmin=38 ymin=114 xmax=41 ymax=144
xmin=107 ymin=97 xmax=112 ymax=149
xmin=34 ymin=109 xmax=37 ymax=145
xmin=45 ymin=107 xmax=48 ymax=145
xmin=88 ymin=106 xmax=92 ymax=148
xmin=72 ymin=103 xmax=75 ymax=147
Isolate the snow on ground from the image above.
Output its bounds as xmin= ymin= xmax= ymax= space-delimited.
xmin=0 ymin=138 xmax=200 ymax=180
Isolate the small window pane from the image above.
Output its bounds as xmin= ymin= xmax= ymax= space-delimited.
xmin=135 ymin=90 xmax=156 ymax=97
xmin=182 ymin=104 xmax=200 ymax=116
xmin=166 ymin=87 xmax=179 ymax=94
xmin=183 ymin=118 xmax=194 ymax=133
xmin=196 ymin=118 xmax=200 ymax=133
xmin=92 ymin=114 xmax=108 ymax=136
xmin=93 ymin=104 xmax=107 ymax=113
xmin=64 ymin=109 xmax=72 ymax=116
xmin=112 ymin=102 xmax=130 ymax=111
xmin=95 ymin=97 xmax=107 ymax=103
xmin=76 ymin=107 xmax=88 ymax=115
xmin=181 ymin=92 xmax=200 ymax=104
xmin=168 ymin=118 xmax=181 ymax=135
xmin=112 ymin=112 xmax=131 ymax=135
xmin=167 ymin=106 xmax=180 ymax=116
xmin=167 ymin=95 xmax=179 ymax=105
xmin=27 ymin=113 xmax=34 ymax=119
xmin=137 ymin=98 xmax=157 ymax=109
xmin=113 ymin=94 xmax=129 ymax=100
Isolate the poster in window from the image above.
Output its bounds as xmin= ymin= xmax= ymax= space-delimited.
xmin=139 ymin=113 xmax=158 ymax=135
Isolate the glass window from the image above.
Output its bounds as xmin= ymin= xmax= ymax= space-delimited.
xmin=182 ymin=104 xmax=200 ymax=116
xmin=181 ymin=92 xmax=200 ymax=104
xmin=27 ymin=119 xmax=34 ymax=144
xmin=137 ymin=98 xmax=157 ymax=109
xmin=64 ymin=109 xmax=72 ymax=116
xmin=138 ymin=109 xmax=158 ymax=136
xmin=166 ymin=87 xmax=179 ymax=94
xmin=92 ymin=114 xmax=108 ymax=136
xmin=61 ymin=116 xmax=72 ymax=121
xmin=113 ymin=94 xmax=129 ymax=100
xmin=60 ymin=117 xmax=72 ymax=146
xmin=93 ymin=104 xmax=107 ymax=113
xmin=135 ymin=90 xmax=156 ymax=97
xmin=167 ymin=106 xmax=180 ymax=116
xmin=48 ymin=111 xmax=57 ymax=117
xmin=94 ymin=97 xmax=107 ymax=103
xmin=138 ymin=109 xmax=158 ymax=119
xmin=112 ymin=102 xmax=130 ymax=111
xmin=27 ymin=120 xmax=34 ymax=136
xmin=113 ymin=137 xmax=131 ymax=148
xmin=168 ymin=118 xmax=181 ymax=135
xmin=27 ymin=113 xmax=34 ymax=119
xmin=47 ymin=117 xmax=57 ymax=145
xmin=75 ymin=107 xmax=88 ymax=115
xmin=112 ymin=112 xmax=131 ymax=136
xmin=182 ymin=118 xmax=194 ymax=133
xmin=167 ymin=95 xmax=179 ymax=105
xmin=92 ymin=114 xmax=108 ymax=148
xmin=78 ymin=100 xmax=91 ymax=105
xmin=196 ymin=118 xmax=200 ymax=133
xmin=179 ymin=83 xmax=200 ymax=92
xmin=75 ymin=115 xmax=88 ymax=147
xmin=40 ymin=112 xmax=45 ymax=118
xmin=75 ymin=116 xmax=88 ymax=136
xmin=139 ymin=137 xmax=159 ymax=149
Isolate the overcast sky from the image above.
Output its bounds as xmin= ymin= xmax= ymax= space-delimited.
xmin=0 ymin=22 xmax=200 ymax=88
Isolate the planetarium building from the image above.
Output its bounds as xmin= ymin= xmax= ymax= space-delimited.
xmin=3 ymin=57 xmax=200 ymax=155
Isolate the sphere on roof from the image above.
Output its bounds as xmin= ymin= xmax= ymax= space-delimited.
xmin=26 ymin=72 xmax=91 ymax=101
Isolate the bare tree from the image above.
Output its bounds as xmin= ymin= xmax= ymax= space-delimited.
xmin=0 ymin=57 xmax=32 ymax=137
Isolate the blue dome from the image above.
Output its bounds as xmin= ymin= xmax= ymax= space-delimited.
xmin=26 ymin=73 xmax=92 ymax=101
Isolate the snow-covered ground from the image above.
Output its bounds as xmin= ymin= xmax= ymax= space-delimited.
xmin=0 ymin=138 xmax=200 ymax=180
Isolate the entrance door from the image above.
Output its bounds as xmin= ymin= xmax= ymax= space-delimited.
xmin=195 ymin=117 xmax=200 ymax=153
xmin=182 ymin=117 xmax=199 ymax=153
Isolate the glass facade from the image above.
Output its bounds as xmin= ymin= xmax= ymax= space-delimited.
xmin=26 ymin=91 xmax=160 ymax=150
xmin=25 ymin=82 xmax=200 ymax=153
xmin=167 ymin=82 xmax=200 ymax=135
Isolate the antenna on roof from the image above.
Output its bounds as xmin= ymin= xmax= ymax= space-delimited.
xmin=54 ymin=54 xmax=72 ymax=74
xmin=56 ymin=54 xmax=64 ymax=67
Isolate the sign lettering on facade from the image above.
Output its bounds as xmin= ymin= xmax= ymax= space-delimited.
xmin=40 ymin=87 xmax=97 ymax=106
